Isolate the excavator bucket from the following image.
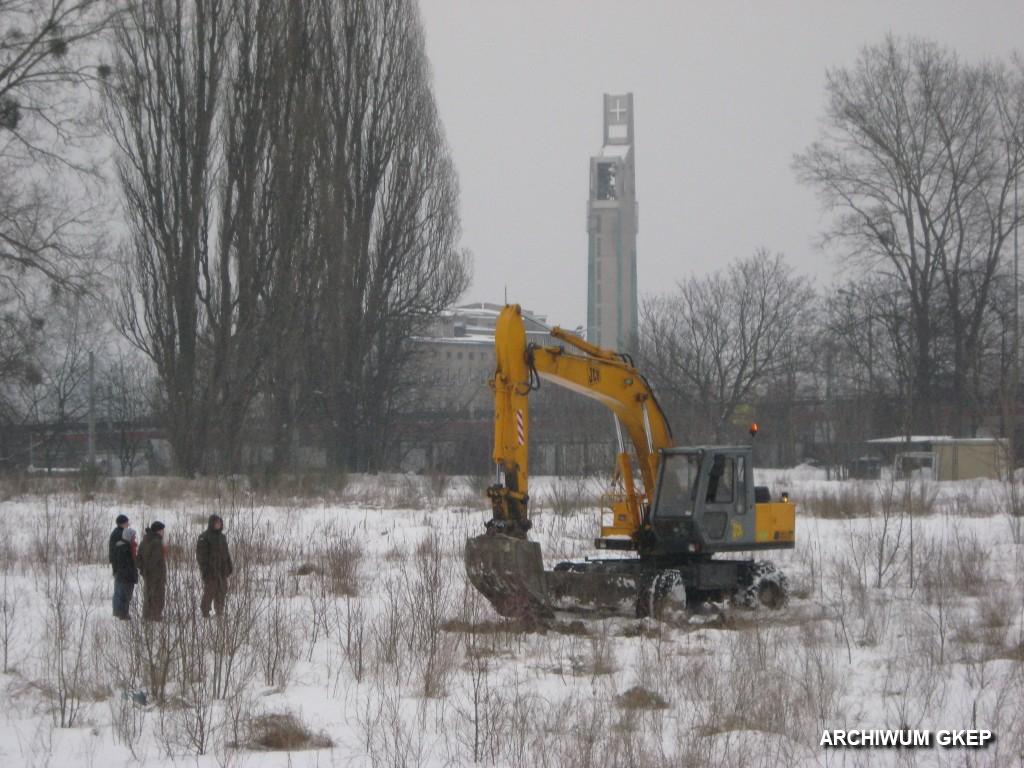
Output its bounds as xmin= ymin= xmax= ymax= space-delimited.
xmin=464 ymin=534 xmax=553 ymax=620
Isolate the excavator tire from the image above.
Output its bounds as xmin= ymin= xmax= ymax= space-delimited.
xmin=635 ymin=570 xmax=687 ymax=620
xmin=735 ymin=561 xmax=790 ymax=610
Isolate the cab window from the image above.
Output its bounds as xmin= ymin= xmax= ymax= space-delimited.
xmin=706 ymin=454 xmax=735 ymax=505
xmin=656 ymin=453 xmax=700 ymax=517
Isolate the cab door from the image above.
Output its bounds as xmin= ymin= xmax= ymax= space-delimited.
xmin=694 ymin=448 xmax=755 ymax=547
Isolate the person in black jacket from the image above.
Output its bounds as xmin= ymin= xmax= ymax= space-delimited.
xmin=196 ymin=514 xmax=233 ymax=617
xmin=109 ymin=514 xmax=138 ymax=620
xmin=137 ymin=521 xmax=167 ymax=621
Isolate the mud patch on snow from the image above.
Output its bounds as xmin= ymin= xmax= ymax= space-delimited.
xmin=616 ymin=685 xmax=670 ymax=710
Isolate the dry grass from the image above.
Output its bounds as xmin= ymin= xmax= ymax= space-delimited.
xmin=247 ymin=712 xmax=333 ymax=751
xmin=798 ymin=484 xmax=874 ymax=518
xmin=323 ymin=536 xmax=363 ymax=596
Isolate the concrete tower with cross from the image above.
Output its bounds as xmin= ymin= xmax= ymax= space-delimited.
xmin=586 ymin=93 xmax=638 ymax=352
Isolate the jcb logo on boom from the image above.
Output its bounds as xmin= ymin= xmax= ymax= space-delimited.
xmin=587 ymin=367 xmax=600 ymax=384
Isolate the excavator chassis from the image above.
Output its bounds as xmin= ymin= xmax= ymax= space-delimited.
xmin=465 ymin=533 xmax=785 ymax=621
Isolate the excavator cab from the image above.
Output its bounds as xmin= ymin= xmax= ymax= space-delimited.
xmin=594 ymin=446 xmax=794 ymax=558
xmin=644 ymin=447 xmax=793 ymax=556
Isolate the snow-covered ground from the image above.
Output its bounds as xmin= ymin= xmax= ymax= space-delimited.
xmin=0 ymin=471 xmax=1021 ymax=767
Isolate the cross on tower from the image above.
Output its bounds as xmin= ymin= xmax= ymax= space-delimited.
xmin=610 ymin=98 xmax=627 ymax=121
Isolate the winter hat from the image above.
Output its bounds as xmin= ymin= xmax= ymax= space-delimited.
xmin=208 ymin=514 xmax=224 ymax=529
xmin=115 ymin=514 xmax=129 ymax=525
xmin=150 ymin=521 xmax=165 ymax=532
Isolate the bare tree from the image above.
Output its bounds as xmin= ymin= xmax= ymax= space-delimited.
xmin=310 ymin=0 xmax=471 ymax=471
xmin=0 ymin=0 xmax=114 ymax=290
xmin=9 ymin=295 xmax=103 ymax=469
xmin=0 ymin=1 xmax=116 ymax=429
xmin=795 ymin=36 xmax=1024 ymax=435
xmin=106 ymin=0 xmax=233 ymax=475
xmin=639 ymin=249 xmax=813 ymax=443
xmin=106 ymin=0 xmax=469 ymax=475
xmin=100 ymin=349 xmax=153 ymax=475
xmin=211 ymin=1 xmax=320 ymax=475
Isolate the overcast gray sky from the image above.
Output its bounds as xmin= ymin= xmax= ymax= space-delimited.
xmin=419 ymin=0 xmax=1024 ymax=329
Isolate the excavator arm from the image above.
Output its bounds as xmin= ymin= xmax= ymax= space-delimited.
xmin=487 ymin=303 xmax=672 ymax=543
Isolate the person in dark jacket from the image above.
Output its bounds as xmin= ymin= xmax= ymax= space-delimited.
xmin=137 ymin=521 xmax=167 ymax=621
xmin=109 ymin=514 xmax=138 ymax=620
xmin=196 ymin=514 xmax=233 ymax=617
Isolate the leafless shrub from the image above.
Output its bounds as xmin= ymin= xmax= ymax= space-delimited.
xmin=365 ymin=475 xmax=428 ymax=510
xmin=902 ymin=477 xmax=938 ymax=517
xmin=425 ymin=470 xmax=451 ymax=506
xmin=31 ymin=496 xmax=62 ymax=569
xmin=955 ymin=588 xmax=1016 ymax=659
xmin=335 ymin=595 xmax=367 ymax=684
xmin=405 ymin=533 xmax=459 ymax=697
xmin=372 ymin=575 xmax=407 ymax=682
xmin=101 ymin=629 xmax=147 ymax=758
xmin=305 ymin=570 xmax=332 ymax=660
xmin=108 ymin=687 xmax=147 ymax=758
xmin=67 ymin=499 xmax=108 ymax=565
xmin=587 ymin=620 xmax=617 ymax=677
xmin=543 ymin=475 xmax=599 ymax=516
xmin=453 ymin=644 xmax=519 ymax=765
xmin=217 ymin=688 xmax=256 ymax=762
xmin=246 ymin=712 xmax=333 ymax=751
xmin=921 ymin=529 xmax=988 ymax=601
xmin=0 ymin=516 xmax=17 ymax=568
xmin=465 ymin=472 xmax=493 ymax=499
xmin=358 ymin=686 xmax=427 ymax=768
xmin=258 ymin=587 xmax=300 ymax=688
xmin=796 ymin=621 xmax=843 ymax=730
xmin=682 ymin=625 xmax=802 ymax=741
xmin=39 ymin=562 xmax=106 ymax=728
xmin=323 ymin=531 xmax=363 ymax=597
xmin=883 ymin=652 xmax=947 ymax=732
xmin=947 ymin=486 xmax=1000 ymax=518
xmin=230 ymin=516 xmax=291 ymax=570
xmin=0 ymin=569 xmax=21 ymax=672
xmin=1002 ymin=478 xmax=1024 ymax=544
xmin=206 ymin=577 xmax=262 ymax=700
xmin=842 ymin=478 xmax=906 ymax=590
xmin=548 ymin=696 xmax=616 ymax=768
xmin=128 ymin=590 xmax=182 ymax=704
xmin=163 ymin=605 xmax=214 ymax=757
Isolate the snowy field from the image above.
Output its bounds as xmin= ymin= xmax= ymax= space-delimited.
xmin=0 ymin=470 xmax=1021 ymax=767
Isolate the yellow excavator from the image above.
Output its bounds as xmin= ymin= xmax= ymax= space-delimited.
xmin=465 ymin=304 xmax=796 ymax=620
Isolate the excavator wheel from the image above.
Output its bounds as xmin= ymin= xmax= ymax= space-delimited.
xmin=635 ymin=570 xmax=687 ymax=620
xmin=736 ymin=561 xmax=790 ymax=610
